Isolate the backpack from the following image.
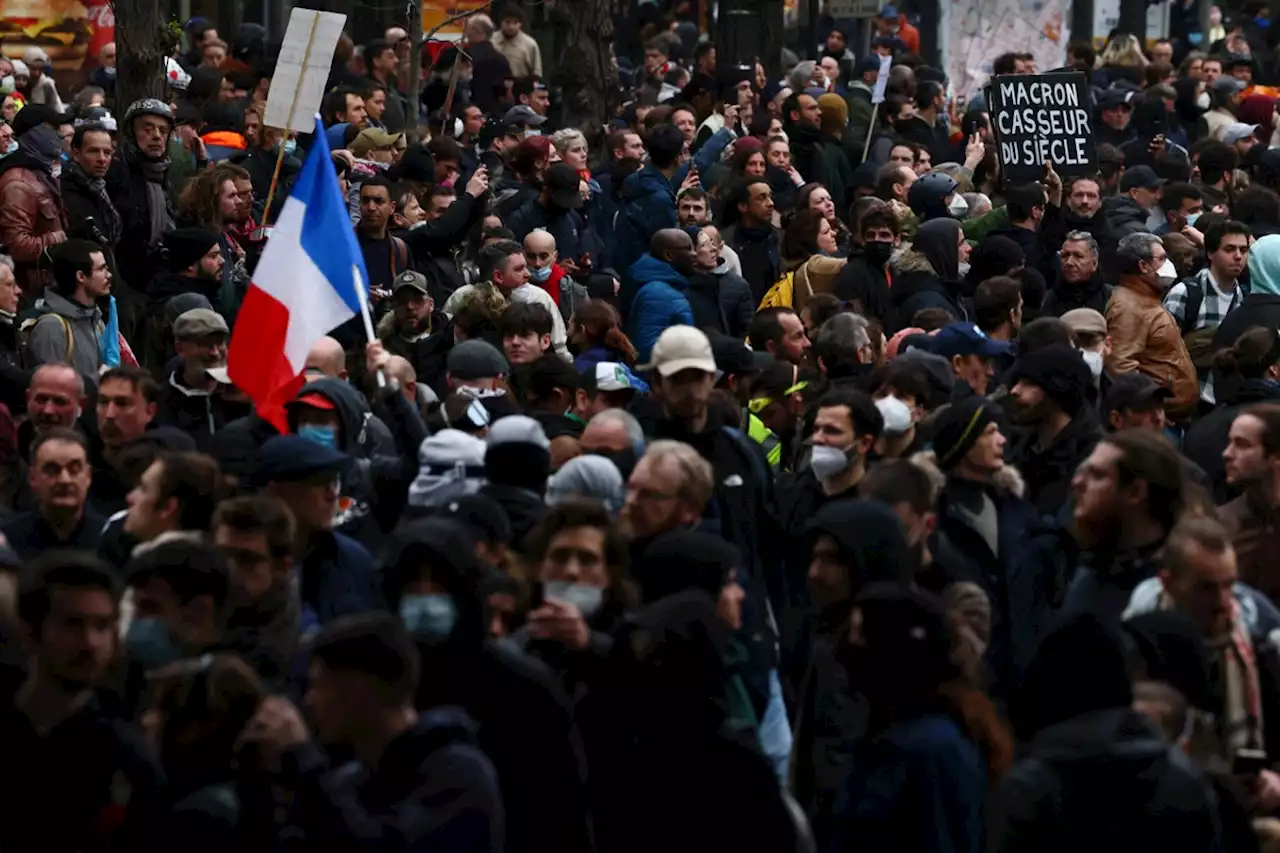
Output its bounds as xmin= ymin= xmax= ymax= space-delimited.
xmin=18 ymin=312 xmax=73 ymax=368
xmin=1177 ymin=278 xmax=1243 ymax=376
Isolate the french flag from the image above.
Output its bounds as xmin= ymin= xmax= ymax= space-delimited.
xmin=228 ymin=116 xmax=369 ymax=431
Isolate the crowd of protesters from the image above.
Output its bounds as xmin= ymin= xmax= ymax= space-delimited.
xmin=7 ymin=1 xmax=1280 ymax=851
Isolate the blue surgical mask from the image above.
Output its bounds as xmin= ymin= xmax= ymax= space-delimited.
xmin=1186 ymin=211 xmax=1202 ymax=227
xmin=543 ymin=581 xmax=605 ymax=619
xmin=282 ymin=139 xmax=297 ymax=156
xmin=126 ymin=617 xmax=180 ymax=670
xmin=399 ymin=593 xmax=457 ymax=640
xmin=529 ymin=264 xmax=552 ymax=283
xmin=525 ymin=128 xmax=541 ymax=138
xmin=297 ymin=423 xmax=338 ymax=448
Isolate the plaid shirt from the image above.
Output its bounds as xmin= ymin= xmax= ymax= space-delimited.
xmin=1163 ymin=267 xmax=1245 ymax=332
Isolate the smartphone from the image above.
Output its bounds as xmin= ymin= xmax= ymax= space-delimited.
xmin=1234 ymin=748 xmax=1268 ymax=776
xmin=957 ymin=94 xmax=967 ymax=109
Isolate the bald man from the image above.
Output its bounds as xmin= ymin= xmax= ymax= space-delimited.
xmin=305 ymin=336 xmax=348 ymax=381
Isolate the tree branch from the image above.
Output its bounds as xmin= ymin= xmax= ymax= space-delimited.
xmin=415 ymin=0 xmax=496 ymax=48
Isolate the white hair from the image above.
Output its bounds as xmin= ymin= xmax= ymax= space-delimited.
xmin=552 ymin=128 xmax=587 ymax=155
xmin=588 ymin=408 xmax=645 ymax=453
xmin=466 ymin=14 xmax=494 ymax=37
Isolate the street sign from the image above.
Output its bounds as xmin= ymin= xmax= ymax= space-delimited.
xmin=828 ymin=0 xmax=881 ymax=18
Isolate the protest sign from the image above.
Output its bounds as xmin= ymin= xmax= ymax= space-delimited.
xmin=986 ymin=71 xmax=1096 ymax=184
xmin=265 ymin=8 xmax=348 ymax=134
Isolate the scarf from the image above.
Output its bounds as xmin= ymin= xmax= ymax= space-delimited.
xmin=1156 ymin=589 xmax=1264 ymax=754
xmin=63 ymin=160 xmax=122 ymax=244
xmin=123 ymin=133 xmax=173 ymax=247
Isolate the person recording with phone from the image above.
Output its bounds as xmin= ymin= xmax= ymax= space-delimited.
xmin=1121 ymin=97 xmax=1189 ymax=171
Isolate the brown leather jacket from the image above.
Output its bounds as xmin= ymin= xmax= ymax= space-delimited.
xmin=1220 ymin=493 xmax=1280 ymax=605
xmin=0 ymin=166 xmax=66 ymax=297
xmin=1105 ymin=274 xmax=1199 ymax=420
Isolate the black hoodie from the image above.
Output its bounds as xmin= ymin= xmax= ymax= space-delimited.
xmin=994 ymin=612 xmax=1221 ymax=852
xmin=390 ymin=518 xmax=594 ymax=853
xmin=580 ymin=592 xmax=802 ymax=853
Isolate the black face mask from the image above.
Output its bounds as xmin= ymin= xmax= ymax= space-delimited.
xmin=864 ymin=240 xmax=894 ymax=268
xmin=589 ymin=448 xmax=637 ymax=482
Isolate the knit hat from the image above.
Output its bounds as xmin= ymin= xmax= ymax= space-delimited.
xmin=932 ymin=396 xmax=1000 ymax=469
xmin=546 ymin=454 xmax=625 ymax=516
xmin=1010 ymin=344 xmax=1092 ymax=417
xmin=162 ymin=227 xmax=220 ymax=273
xmin=817 ymin=93 xmax=848 ymax=137
xmin=485 ymin=415 xmax=551 ymax=491
xmin=407 ymin=429 xmax=488 ymax=509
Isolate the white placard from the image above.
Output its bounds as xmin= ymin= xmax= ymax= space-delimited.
xmin=871 ymin=55 xmax=893 ymax=104
xmin=264 ymin=8 xmax=348 ymax=133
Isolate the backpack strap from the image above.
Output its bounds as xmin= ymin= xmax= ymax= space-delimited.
xmin=390 ymin=236 xmax=409 ymax=277
xmin=23 ymin=314 xmax=73 ymax=361
xmin=1179 ymin=280 xmax=1204 ymax=336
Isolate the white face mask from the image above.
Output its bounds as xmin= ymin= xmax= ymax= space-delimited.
xmin=948 ymin=194 xmax=969 ymax=217
xmin=1196 ymin=91 xmax=1211 ymax=110
xmin=957 ymin=261 xmax=971 ymax=277
xmin=1157 ymin=258 xmax=1178 ymax=289
xmin=810 ymin=443 xmax=852 ymax=480
xmin=1081 ymin=348 xmax=1105 ymax=378
xmin=875 ymin=395 xmax=914 ymax=435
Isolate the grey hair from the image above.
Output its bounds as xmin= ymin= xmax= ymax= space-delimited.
xmin=551 ymin=128 xmax=587 ymax=156
xmin=788 ymin=61 xmax=817 ymax=94
xmin=1116 ymin=232 xmax=1162 ymax=274
xmin=588 ymin=408 xmax=645 ymax=454
xmin=1063 ymin=230 xmax=1099 ymax=259
xmin=816 ymin=312 xmax=871 ymax=356
xmin=961 ymin=192 xmax=991 ymax=220
xmin=642 ymin=439 xmax=714 ymax=510
xmin=465 ymin=14 xmax=494 ymax=36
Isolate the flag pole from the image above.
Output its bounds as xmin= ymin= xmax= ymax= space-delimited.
xmin=263 ymin=13 xmax=322 ymax=227
xmin=354 ymin=271 xmax=387 ymax=388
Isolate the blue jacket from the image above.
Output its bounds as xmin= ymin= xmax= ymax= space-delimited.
xmin=300 ymin=530 xmax=384 ymax=624
xmin=615 ymin=166 xmax=678 ymax=311
xmin=628 ymin=254 xmax=693 ymax=362
xmin=829 ymin=714 xmax=987 ymax=853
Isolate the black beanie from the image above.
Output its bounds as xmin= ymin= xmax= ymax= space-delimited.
xmin=162 ymin=227 xmax=220 ymax=273
xmin=932 ymin=396 xmax=1000 ymax=470
xmin=1011 ymin=344 xmax=1092 ymax=417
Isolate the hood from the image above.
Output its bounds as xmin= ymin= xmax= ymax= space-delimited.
xmin=621 ymin=164 xmax=676 ymax=205
xmin=1102 ymin=194 xmax=1150 ymax=225
xmin=891 ymin=246 xmax=940 ymax=276
xmin=913 ymin=218 xmax=963 ymax=280
xmin=291 ymin=377 xmax=369 ymax=452
xmin=910 ymin=450 xmax=1026 ymax=498
xmin=1015 ymin=610 xmax=1133 ymax=739
xmin=39 ymin=288 xmax=100 ymax=322
xmin=605 ymin=591 xmax=732 ymax=734
xmin=804 ymin=499 xmax=914 ymax=595
xmin=385 ymin=516 xmax=486 ymax=653
xmin=1026 ymin=707 xmax=1178 ymax=780
xmin=629 ymin=253 xmax=688 ymax=290
xmin=408 ymin=430 xmax=488 ymax=509
xmin=1248 ymin=233 xmax=1280 ymax=296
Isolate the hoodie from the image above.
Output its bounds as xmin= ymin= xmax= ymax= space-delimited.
xmin=26 ymin=288 xmax=103 ymax=389
xmin=628 ymin=254 xmax=694 ymax=362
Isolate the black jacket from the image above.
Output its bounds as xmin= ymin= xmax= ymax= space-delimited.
xmin=280 ymin=708 xmax=504 ymax=852
xmin=991 ymin=708 xmax=1221 ymax=853
xmin=1007 ymin=407 xmax=1104 ymax=517
xmin=1213 ymin=293 xmax=1280 ymax=353
xmin=1 ymin=507 xmax=106 ymax=561
xmin=0 ymin=683 xmax=166 ymax=853
xmin=157 ymin=369 xmax=236 ymax=452
xmin=833 ymin=245 xmax=894 ymax=330
xmin=1041 ymin=272 xmax=1112 ymax=316
xmin=0 ymin=318 xmax=26 ymax=414
xmin=577 ymin=594 xmax=802 ymax=853
xmin=1183 ymin=377 xmax=1280 ymax=503
xmin=1101 ymin=195 xmax=1153 ymax=242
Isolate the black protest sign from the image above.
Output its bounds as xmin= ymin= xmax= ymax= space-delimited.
xmin=987 ymin=72 xmax=1096 ymax=184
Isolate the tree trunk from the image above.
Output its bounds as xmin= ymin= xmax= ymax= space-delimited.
xmin=111 ymin=0 xmax=173 ymax=111
xmin=552 ymin=0 xmax=620 ymax=143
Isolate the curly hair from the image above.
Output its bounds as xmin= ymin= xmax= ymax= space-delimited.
xmin=178 ymin=162 xmax=250 ymax=229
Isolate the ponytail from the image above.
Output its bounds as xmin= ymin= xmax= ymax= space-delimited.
xmin=938 ymin=680 xmax=1015 ymax=787
xmin=603 ymin=326 xmax=639 ymax=366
